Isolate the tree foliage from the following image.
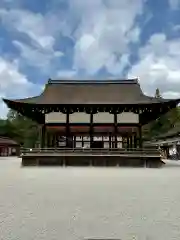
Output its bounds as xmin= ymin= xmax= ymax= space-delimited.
xmin=0 ymin=109 xmax=39 ymax=147
xmin=143 ymin=88 xmax=180 ymax=140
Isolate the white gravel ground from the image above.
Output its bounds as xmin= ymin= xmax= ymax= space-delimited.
xmin=0 ymin=157 xmax=180 ymax=240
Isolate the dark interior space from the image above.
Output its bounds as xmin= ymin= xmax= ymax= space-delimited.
xmin=91 ymin=141 xmax=104 ymax=149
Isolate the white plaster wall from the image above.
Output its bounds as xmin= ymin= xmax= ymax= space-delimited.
xmin=93 ymin=113 xmax=114 ymax=123
xmin=45 ymin=111 xmax=139 ymax=124
xmin=117 ymin=112 xmax=139 ymax=123
xmin=45 ymin=112 xmax=66 ymax=123
xmin=70 ymin=113 xmax=90 ymax=123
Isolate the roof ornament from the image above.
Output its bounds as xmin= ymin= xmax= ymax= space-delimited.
xmin=48 ymin=78 xmax=52 ymax=84
xmin=136 ymin=77 xmax=139 ymax=84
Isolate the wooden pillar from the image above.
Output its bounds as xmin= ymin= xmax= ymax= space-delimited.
xmin=66 ymin=111 xmax=69 ymax=148
xmin=138 ymin=125 xmax=142 ymax=148
xmin=130 ymin=135 xmax=133 ymax=149
xmin=109 ymin=135 xmax=111 ymax=149
xmin=41 ymin=124 xmax=46 ymax=148
xmin=134 ymin=133 xmax=137 ymax=148
xmin=47 ymin=132 xmax=50 ymax=148
xmin=53 ymin=134 xmax=56 ymax=147
xmin=82 ymin=136 xmax=84 ymax=148
xmin=49 ymin=132 xmax=52 ymax=147
xmin=90 ymin=113 xmax=93 ymax=148
xmin=49 ymin=132 xmax=51 ymax=148
xmin=131 ymin=134 xmax=134 ymax=149
xmin=45 ymin=128 xmax=48 ymax=148
xmin=55 ymin=133 xmax=58 ymax=148
xmin=53 ymin=133 xmax=55 ymax=148
xmin=127 ymin=135 xmax=130 ymax=150
xmin=74 ymin=136 xmax=76 ymax=148
xmin=114 ymin=113 xmax=117 ymax=149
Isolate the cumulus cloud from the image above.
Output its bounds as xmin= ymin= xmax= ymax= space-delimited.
xmin=0 ymin=57 xmax=42 ymax=118
xmin=70 ymin=0 xmax=143 ymax=75
xmin=128 ymin=33 xmax=180 ymax=98
xmin=0 ymin=9 xmax=58 ymax=49
xmin=0 ymin=9 xmax=63 ymax=72
xmin=0 ymin=0 xmax=144 ymax=76
xmin=12 ymin=40 xmax=63 ymax=72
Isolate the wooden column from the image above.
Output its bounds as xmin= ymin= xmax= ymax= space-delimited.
xmin=52 ymin=134 xmax=56 ymax=147
xmin=114 ymin=113 xmax=117 ymax=149
xmin=74 ymin=136 xmax=76 ymax=148
xmin=90 ymin=113 xmax=93 ymax=148
xmin=109 ymin=135 xmax=111 ymax=149
xmin=66 ymin=111 xmax=70 ymax=148
xmin=47 ymin=132 xmax=50 ymax=148
xmin=82 ymin=136 xmax=84 ymax=148
xmin=49 ymin=132 xmax=52 ymax=147
xmin=127 ymin=135 xmax=130 ymax=150
xmin=134 ymin=134 xmax=137 ymax=149
xmin=129 ymin=135 xmax=133 ymax=149
xmin=138 ymin=125 xmax=142 ymax=148
xmin=37 ymin=125 xmax=41 ymax=148
xmin=45 ymin=128 xmax=48 ymax=148
xmin=40 ymin=124 xmax=46 ymax=148
xmin=55 ymin=132 xmax=58 ymax=148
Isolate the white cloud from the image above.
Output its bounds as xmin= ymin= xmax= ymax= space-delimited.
xmin=128 ymin=33 xmax=180 ymax=98
xmin=163 ymin=91 xmax=180 ymax=99
xmin=0 ymin=9 xmax=57 ymax=50
xmin=0 ymin=0 xmax=144 ymax=76
xmin=13 ymin=40 xmax=63 ymax=72
xmin=56 ymin=70 xmax=77 ymax=79
xmin=0 ymin=9 xmax=63 ymax=71
xmin=0 ymin=57 xmax=42 ymax=118
xmin=70 ymin=0 xmax=144 ymax=75
xmin=169 ymin=0 xmax=180 ymax=9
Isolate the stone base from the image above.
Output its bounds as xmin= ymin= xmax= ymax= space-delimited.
xmin=21 ymin=154 xmax=164 ymax=168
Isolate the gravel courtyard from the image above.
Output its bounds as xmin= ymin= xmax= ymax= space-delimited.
xmin=0 ymin=157 xmax=180 ymax=240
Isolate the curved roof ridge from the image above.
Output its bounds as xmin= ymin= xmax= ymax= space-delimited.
xmin=2 ymin=95 xmax=40 ymax=104
xmin=47 ymin=78 xmax=139 ymax=84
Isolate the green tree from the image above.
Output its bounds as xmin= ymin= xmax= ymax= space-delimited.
xmin=0 ymin=109 xmax=39 ymax=147
xmin=142 ymin=88 xmax=180 ymax=139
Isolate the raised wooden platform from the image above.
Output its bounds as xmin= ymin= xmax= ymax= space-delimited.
xmin=21 ymin=148 xmax=164 ymax=168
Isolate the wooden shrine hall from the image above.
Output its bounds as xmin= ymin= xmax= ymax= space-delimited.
xmin=3 ymin=78 xmax=180 ymax=167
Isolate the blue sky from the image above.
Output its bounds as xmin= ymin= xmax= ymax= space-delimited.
xmin=1 ymin=0 xmax=180 ymax=117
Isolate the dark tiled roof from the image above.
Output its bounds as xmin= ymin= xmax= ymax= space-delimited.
xmin=0 ymin=136 xmax=19 ymax=146
xmin=3 ymin=79 xmax=180 ymax=105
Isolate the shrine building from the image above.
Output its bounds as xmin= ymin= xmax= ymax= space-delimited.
xmin=3 ymin=78 xmax=180 ymax=167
